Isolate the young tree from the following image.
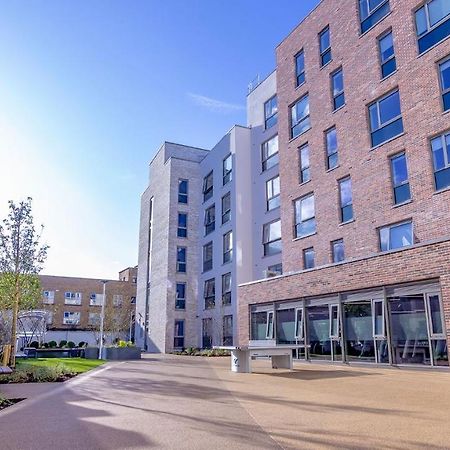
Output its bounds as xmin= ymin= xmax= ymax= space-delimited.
xmin=0 ymin=198 xmax=48 ymax=367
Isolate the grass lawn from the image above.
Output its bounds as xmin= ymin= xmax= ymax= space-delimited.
xmin=17 ymin=358 xmax=105 ymax=374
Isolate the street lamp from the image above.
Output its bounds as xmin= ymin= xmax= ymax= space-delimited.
xmin=98 ymin=280 xmax=108 ymax=359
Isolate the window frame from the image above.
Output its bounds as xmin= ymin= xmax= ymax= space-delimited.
xmin=294 ymin=193 xmax=316 ymax=239
xmin=319 ymin=26 xmax=332 ymax=67
xmin=261 ymin=135 xmax=279 ymax=171
xmin=203 ymin=241 xmax=213 ymax=272
xmin=325 ymin=127 xmax=339 ymax=170
xmin=329 ymin=304 xmax=341 ymax=339
xmin=222 ymin=272 xmax=232 ymax=305
xmin=174 ymin=320 xmax=185 ymax=348
xmin=331 ymin=238 xmax=345 ymax=263
xmin=359 ymin=0 xmax=391 ymax=34
xmin=262 ymin=219 xmax=282 ymax=256
xmin=438 ymin=55 xmax=450 ymax=111
xmin=221 ymin=192 xmax=231 ymax=224
xmin=203 ymin=278 xmax=216 ymax=309
xmin=176 ymin=246 xmax=187 ymax=273
xmin=430 ymin=131 xmax=450 ymax=191
xmin=378 ymin=220 xmax=413 ymax=252
xmin=378 ymin=29 xmax=396 ymax=79
xmin=178 ymin=179 xmax=188 ymax=204
xmin=331 ymin=68 xmax=345 ymax=111
xmin=299 ymin=143 xmax=311 ymax=183
xmin=264 ymin=95 xmax=278 ymax=129
xmin=294 ymin=307 xmax=304 ymax=339
xmin=177 ymin=212 xmax=188 ymax=238
xmin=223 ymin=153 xmax=232 ymax=186
xmin=290 ymin=94 xmax=311 ymax=139
xmin=266 ymin=175 xmax=281 ymax=211
xmin=390 ymin=151 xmax=411 ymax=205
xmin=223 ymin=314 xmax=233 ymax=346
xmin=202 ymin=171 xmax=214 ymax=202
xmin=175 ymin=282 xmax=186 ymax=310
xmin=425 ymin=292 xmax=446 ymax=339
xmin=223 ymin=231 xmax=233 ymax=264
xmin=339 ymin=176 xmax=353 ymax=223
xmin=266 ymin=311 xmax=274 ymax=339
xmin=204 ymin=204 xmax=216 ymax=236
xmin=295 ymin=49 xmax=306 ymax=87
xmin=371 ymin=299 xmax=386 ymax=338
xmin=303 ymin=247 xmax=315 ymax=269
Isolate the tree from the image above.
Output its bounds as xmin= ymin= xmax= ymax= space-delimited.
xmin=0 ymin=198 xmax=48 ymax=367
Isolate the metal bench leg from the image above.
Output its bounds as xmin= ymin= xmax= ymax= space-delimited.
xmin=231 ymin=350 xmax=251 ymax=373
xmin=271 ymin=354 xmax=293 ymax=370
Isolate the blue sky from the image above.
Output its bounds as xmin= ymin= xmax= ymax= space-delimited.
xmin=0 ymin=0 xmax=319 ymax=279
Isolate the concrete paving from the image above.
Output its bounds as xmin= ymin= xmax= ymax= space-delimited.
xmin=1 ymin=354 xmax=450 ymax=449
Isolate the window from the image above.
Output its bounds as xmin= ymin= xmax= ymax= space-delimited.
xmin=175 ymin=283 xmax=186 ymax=310
xmin=64 ymin=292 xmax=82 ymax=305
xmin=204 ymin=204 xmax=215 ymax=235
xmin=63 ymin=311 xmax=80 ymax=325
xmin=332 ymin=239 xmax=345 ymax=263
xmin=223 ymin=315 xmax=233 ymax=346
xmin=177 ymin=212 xmax=188 ymax=238
xmin=223 ymin=231 xmax=233 ymax=264
xmin=426 ymin=293 xmax=446 ymax=337
xmin=390 ymin=152 xmax=411 ymax=204
xmin=46 ymin=312 xmax=53 ymax=325
xmin=266 ymin=311 xmax=274 ymax=339
xmin=295 ymin=50 xmax=305 ymax=86
xmin=203 ymin=171 xmax=213 ymax=202
xmin=221 ymin=192 xmax=231 ymax=224
xmin=263 ymin=220 xmax=282 ymax=256
xmin=379 ymin=31 xmax=396 ymax=79
xmin=264 ymin=95 xmax=278 ymax=129
xmin=222 ymin=272 xmax=232 ymax=305
xmin=319 ymin=26 xmax=332 ymax=67
xmin=223 ymin=154 xmax=232 ymax=185
xmin=267 ymin=263 xmax=283 ymax=276
xmin=290 ymin=94 xmax=311 ymax=139
xmin=266 ymin=176 xmax=280 ymax=211
xmin=178 ymin=179 xmax=188 ymax=204
xmin=174 ymin=320 xmax=185 ymax=348
xmin=202 ymin=318 xmax=213 ymax=348
xmin=204 ymin=278 xmax=215 ymax=309
xmin=331 ymin=68 xmax=345 ymax=110
xmin=295 ymin=308 xmax=304 ymax=339
xmin=203 ymin=242 xmax=213 ymax=272
xmin=176 ymin=247 xmax=187 ymax=273
xmin=359 ymin=0 xmax=390 ymax=34
xmin=431 ymin=131 xmax=450 ymax=190
xmin=251 ymin=310 xmax=274 ymax=340
xmin=369 ymin=89 xmax=403 ymax=147
xmin=415 ymin=0 xmax=450 ymax=54
xmin=303 ymin=247 xmax=315 ymax=269
xmin=294 ymin=194 xmax=316 ymax=238
xmin=339 ymin=177 xmax=353 ymax=223
xmin=89 ymin=293 xmax=104 ymax=306
xmin=88 ymin=312 xmax=100 ymax=326
xmin=439 ymin=57 xmax=450 ymax=111
xmin=329 ymin=304 xmax=340 ymax=339
xmin=113 ymin=294 xmax=123 ymax=307
xmin=299 ymin=144 xmax=311 ymax=183
xmin=325 ymin=127 xmax=338 ymax=170
xmin=379 ymin=220 xmax=413 ymax=251
xmin=43 ymin=290 xmax=55 ymax=305
xmin=261 ymin=135 xmax=279 ymax=171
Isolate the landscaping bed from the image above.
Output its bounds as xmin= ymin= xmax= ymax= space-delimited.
xmin=173 ymin=348 xmax=230 ymax=357
xmin=0 ymin=395 xmax=24 ymax=411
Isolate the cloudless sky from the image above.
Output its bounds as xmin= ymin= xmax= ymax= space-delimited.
xmin=0 ymin=0 xmax=320 ymax=279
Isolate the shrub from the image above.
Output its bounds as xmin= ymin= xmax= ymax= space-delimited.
xmin=0 ymin=363 xmax=75 ymax=384
xmin=59 ymin=340 xmax=67 ymax=348
xmin=126 ymin=341 xmax=135 ymax=347
xmin=78 ymin=341 xmax=86 ymax=348
xmin=67 ymin=341 xmax=76 ymax=349
xmin=118 ymin=340 xmax=127 ymax=348
xmin=29 ymin=341 xmax=39 ymax=349
xmin=47 ymin=340 xmax=57 ymax=348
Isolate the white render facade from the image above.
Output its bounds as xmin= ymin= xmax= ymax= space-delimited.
xmin=135 ymin=72 xmax=281 ymax=352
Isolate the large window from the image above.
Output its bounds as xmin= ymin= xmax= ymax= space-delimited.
xmin=222 ymin=272 xmax=231 ymax=305
xmin=89 ymin=293 xmax=104 ymax=307
xmin=339 ymin=177 xmax=353 ymax=223
xmin=264 ymin=95 xmax=278 ymax=129
xmin=88 ymin=312 xmax=100 ymax=326
xmin=176 ymin=247 xmax=187 ymax=273
xmin=331 ymin=68 xmax=345 ymax=110
xmin=203 ymin=171 xmax=213 ymax=202
xmin=299 ymin=143 xmax=310 ymax=183
xmin=276 ymin=308 xmax=296 ymax=345
xmin=204 ymin=204 xmax=215 ymax=235
xmin=267 ymin=263 xmax=283 ymax=276
xmin=203 ymin=242 xmax=213 ymax=272
xmin=223 ymin=231 xmax=233 ymax=264
xmin=294 ymin=194 xmax=316 ymax=238
xmin=178 ymin=179 xmax=188 ymax=204
xmin=64 ymin=292 xmax=82 ymax=305
xmin=266 ymin=176 xmax=280 ymax=211
xmin=325 ymin=127 xmax=338 ymax=170
xmin=174 ymin=320 xmax=185 ymax=349
xmin=223 ymin=154 xmax=232 ymax=185
xmin=390 ymin=152 xmax=411 ymax=204
xmin=221 ymin=192 xmax=231 ymax=224
xmin=261 ymin=135 xmax=279 ymax=171
xmin=204 ymin=278 xmax=215 ymax=309
xmin=63 ymin=311 xmax=80 ymax=325
xmin=112 ymin=294 xmax=123 ymax=307
xmin=431 ymin=131 xmax=450 ymax=190
xmin=332 ymin=239 xmax=345 ymax=263
xmin=379 ymin=220 xmax=413 ymax=251
xmin=251 ymin=310 xmax=274 ymax=340
xmin=439 ymin=57 xmax=450 ymax=112
xmin=263 ymin=220 xmax=282 ymax=256
xmin=202 ymin=318 xmax=213 ymax=348
xmin=175 ymin=283 xmax=186 ymax=310
xmin=223 ymin=315 xmax=233 ymax=346
xmin=415 ymin=0 xmax=450 ymax=54
xmin=291 ymin=94 xmax=311 ymax=139
xmin=359 ymin=0 xmax=390 ymax=34
xmin=177 ymin=212 xmax=187 ymax=238
xmin=319 ymin=26 xmax=332 ymax=67
xmin=303 ymin=247 xmax=315 ymax=269
xmin=295 ymin=50 xmax=305 ymax=86
xmin=369 ymin=89 xmax=403 ymax=147
xmin=379 ymin=30 xmax=396 ymax=79
xmin=43 ymin=290 xmax=55 ymax=305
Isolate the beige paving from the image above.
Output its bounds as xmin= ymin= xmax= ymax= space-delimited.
xmin=1 ymin=354 xmax=450 ymax=449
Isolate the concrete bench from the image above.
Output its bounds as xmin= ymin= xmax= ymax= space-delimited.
xmin=0 ymin=366 xmax=13 ymax=375
xmin=216 ymin=345 xmax=303 ymax=373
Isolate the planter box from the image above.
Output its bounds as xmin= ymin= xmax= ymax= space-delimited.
xmin=102 ymin=347 xmax=141 ymax=360
xmin=84 ymin=347 xmax=100 ymax=359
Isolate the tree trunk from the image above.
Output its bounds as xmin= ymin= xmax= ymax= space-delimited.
xmin=9 ymin=275 xmax=20 ymax=368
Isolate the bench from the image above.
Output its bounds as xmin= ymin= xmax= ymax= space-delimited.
xmin=215 ymin=344 xmax=304 ymax=373
xmin=0 ymin=366 xmax=13 ymax=375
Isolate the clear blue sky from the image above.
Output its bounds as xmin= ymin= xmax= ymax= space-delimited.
xmin=0 ymin=0 xmax=320 ymax=279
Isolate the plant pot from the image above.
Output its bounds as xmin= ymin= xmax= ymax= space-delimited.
xmin=102 ymin=347 xmax=141 ymax=360
xmin=84 ymin=347 xmax=100 ymax=359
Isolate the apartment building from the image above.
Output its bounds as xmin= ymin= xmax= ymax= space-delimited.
xmin=239 ymin=0 xmax=450 ymax=368
xmin=40 ymin=267 xmax=137 ymax=345
xmin=135 ymin=72 xmax=282 ymax=352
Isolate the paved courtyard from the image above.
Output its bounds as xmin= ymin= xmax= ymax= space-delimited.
xmin=1 ymin=354 xmax=450 ymax=449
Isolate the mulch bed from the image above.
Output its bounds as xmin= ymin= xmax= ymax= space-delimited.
xmin=0 ymin=398 xmax=25 ymax=411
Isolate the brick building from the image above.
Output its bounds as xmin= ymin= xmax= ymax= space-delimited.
xmin=238 ymin=0 xmax=450 ymax=368
xmin=40 ymin=266 xmax=137 ymax=346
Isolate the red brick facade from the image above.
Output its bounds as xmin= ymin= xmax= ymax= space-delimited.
xmin=238 ymin=0 xmax=450 ymax=364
